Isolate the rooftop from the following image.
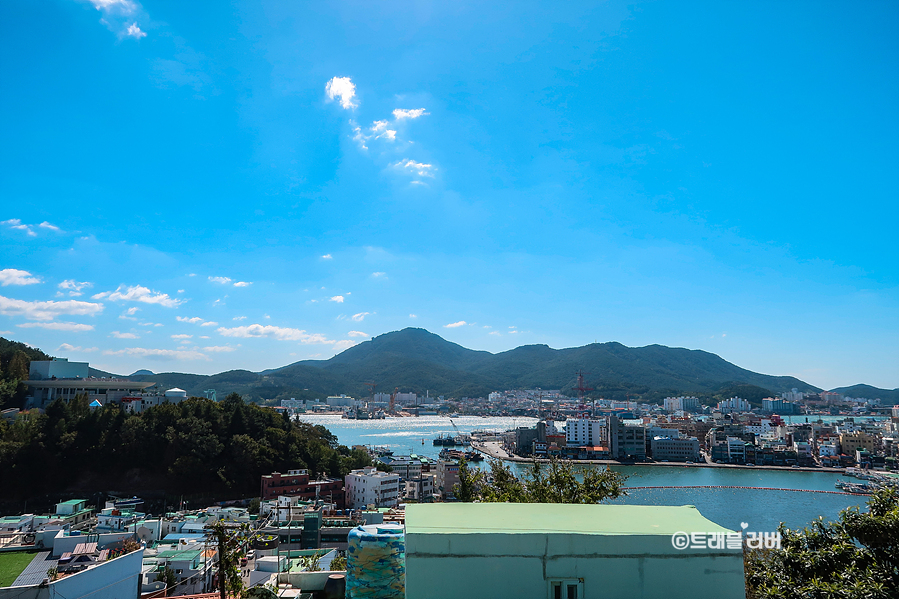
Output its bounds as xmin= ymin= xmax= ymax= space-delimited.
xmin=405 ymin=503 xmax=734 ymax=536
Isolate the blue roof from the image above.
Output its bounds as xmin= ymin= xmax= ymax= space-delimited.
xmin=162 ymin=533 xmax=206 ymax=541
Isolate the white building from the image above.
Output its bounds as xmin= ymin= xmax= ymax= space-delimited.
xmin=716 ymin=397 xmax=751 ymax=413
xmin=663 ymin=396 xmax=700 ymax=412
xmin=565 ymin=418 xmax=605 ymax=447
xmin=405 ymin=475 xmax=435 ymax=501
xmin=382 ymin=457 xmax=422 ymax=480
xmin=344 ymin=467 xmax=401 ymax=509
xmin=326 ymin=395 xmax=357 ymax=407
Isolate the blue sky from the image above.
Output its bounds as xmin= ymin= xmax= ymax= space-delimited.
xmin=1 ymin=0 xmax=897 ymax=390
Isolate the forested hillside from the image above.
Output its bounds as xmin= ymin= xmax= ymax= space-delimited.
xmin=0 ymin=394 xmax=373 ymax=505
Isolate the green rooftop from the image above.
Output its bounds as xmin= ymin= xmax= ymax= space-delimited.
xmin=0 ymin=552 xmax=38 ymax=587
xmin=58 ymin=499 xmax=86 ymax=506
xmin=405 ymin=503 xmax=734 ymax=536
xmin=156 ymin=549 xmax=202 ymax=561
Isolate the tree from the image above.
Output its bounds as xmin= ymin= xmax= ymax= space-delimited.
xmin=455 ymin=457 xmax=627 ymax=504
xmin=745 ymin=488 xmax=898 ymax=599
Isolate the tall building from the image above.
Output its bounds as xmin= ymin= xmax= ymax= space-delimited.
xmin=565 ymin=417 xmax=604 ymax=447
xmin=716 ymin=397 xmax=751 ymax=413
xmin=663 ymin=396 xmax=700 ymax=412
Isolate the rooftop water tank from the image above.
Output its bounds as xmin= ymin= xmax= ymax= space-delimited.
xmin=164 ymin=388 xmax=188 ymax=398
xmin=346 ymin=524 xmax=404 ymax=599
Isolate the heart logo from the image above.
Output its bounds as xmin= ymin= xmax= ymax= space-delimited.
xmin=741 ymin=522 xmax=749 ymax=529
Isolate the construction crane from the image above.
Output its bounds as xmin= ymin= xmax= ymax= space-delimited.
xmin=574 ymin=371 xmax=595 ymax=417
xmin=389 ymin=387 xmax=398 ymax=414
xmin=365 ymin=381 xmax=376 ymax=403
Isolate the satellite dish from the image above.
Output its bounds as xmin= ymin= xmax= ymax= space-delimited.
xmin=137 ymin=526 xmax=153 ymax=542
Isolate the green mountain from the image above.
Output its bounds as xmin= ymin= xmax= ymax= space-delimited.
xmin=829 ymin=384 xmax=899 ymax=404
xmin=125 ymin=328 xmax=831 ymax=403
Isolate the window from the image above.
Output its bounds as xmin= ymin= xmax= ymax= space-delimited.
xmin=548 ymin=579 xmax=583 ymax=599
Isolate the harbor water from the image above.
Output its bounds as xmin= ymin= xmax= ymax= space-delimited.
xmin=299 ymin=414 xmax=869 ymax=532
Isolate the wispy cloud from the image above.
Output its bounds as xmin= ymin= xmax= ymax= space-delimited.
xmin=321 ymin=254 xmax=333 ymax=260
xmin=59 ymin=279 xmax=93 ymax=296
xmin=325 ymin=76 xmax=358 ymax=109
xmin=217 ymin=324 xmax=332 ymax=344
xmin=371 ymin=272 xmax=386 ymax=278
xmin=0 ymin=294 xmax=104 ymax=321
xmin=38 ymin=221 xmax=61 ymax=231
xmin=171 ymin=334 xmax=192 ymax=339
xmin=86 ymin=0 xmax=150 ymax=40
xmin=348 ymin=330 xmax=368 ymax=338
xmin=351 ymin=312 xmax=370 ymax=322
xmin=200 ymin=321 xmax=218 ymax=327
xmin=393 ymin=108 xmax=429 ymax=120
xmin=409 ymin=314 xmax=417 ymax=318
xmin=18 ymin=322 xmax=94 ymax=332
xmin=233 ymin=316 xmax=247 ymax=321
xmin=111 ymin=331 xmax=139 ymax=339
xmin=203 ymin=345 xmax=237 ymax=352
xmin=177 ymin=316 xmax=204 ymax=324
xmin=57 ymin=343 xmax=98 ymax=353
xmin=102 ymin=347 xmax=208 ymax=360
xmin=330 ymin=295 xmax=345 ymax=303
xmin=444 ymin=321 xmax=467 ymax=328
xmin=94 ymin=285 xmax=183 ymax=308
xmin=0 ymin=269 xmax=41 ymax=286
xmin=394 ymin=159 xmax=435 ymax=177
xmin=1 ymin=219 xmax=36 ymax=237
xmin=209 ymin=276 xmax=231 ymax=284
xmin=233 ymin=281 xmax=252 ymax=287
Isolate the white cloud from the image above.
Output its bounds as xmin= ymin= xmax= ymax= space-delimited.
xmin=95 ymin=285 xmax=183 ymax=307
xmin=332 ymin=340 xmax=357 ymax=351
xmin=325 ymin=76 xmax=358 ymax=109
xmin=125 ymin=22 xmax=146 ymax=38
xmin=233 ymin=281 xmax=252 ymax=287
xmin=380 ymin=130 xmax=396 ymax=141
xmin=177 ymin=316 xmax=204 ymax=324
xmin=57 ymin=343 xmax=98 ymax=352
xmin=102 ymin=347 xmax=208 ymax=360
xmin=371 ymin=120 xmax=389 ymax=132
xmin=88 ymin=0 xmax=137 ymax=11
xmin=217 ymin=324 xmax=333 ymax=344
xmin=171 ymin=334 xmax=192 ymax=339
xmin=111 ymin=331 xmax=139 ymax=339
xmin=38 ymin=221 xmax=61 ymax=231
xmin=125 ymin=307 xmax=140 ymax=315
xmin=348 ymin=331 xmax=368 ymax=338
xmin=351 ymin=312 xmax=370 ymax=322
xmin=1 ymin=219 xmax=36 ymax=237
xmin=394 ymin=159 xmax=435 ymax=177
xmin=351 ymin=122 xmax=368 ymax=150
xmin=0 ymin=294 xmax=104 ymax=321
xmin=203 ymin=345 xmax=237 ymax=352
xmin=233 ymin=316 xmax=247 ymax=321
xmin=200 ymin=321 xmax=218 ymax=327
xmin=330 ymin=296 xmax=344 ymax=303
xmin=321 ymin=254 xmax=333 ymax=260
xmin=17 ymin=322 xmax=94 ymax=332
xmin=444 ymin=321 xmax=467 ymax=328
xmin=409 ymin=314 xmax=417 ymax=318
xmin=0 ymin=269 xmax=41 ymax=286
xmin=138 ymin=322 xmax=162 ymax=327
xmin=371 ymin=272 xmax=386 ymax=278
xmin=393 ymin=108 xmax=429 ymax=120
xmin=209 ymin=276 xmax=232 ymax=284
xmin=489 ymin=331 xmax=501 ymax=336
xmin=59 ymin=279 xmax=93 ymax=296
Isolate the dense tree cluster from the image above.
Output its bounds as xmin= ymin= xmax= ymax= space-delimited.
xmin=745 ymin=489 xmax=898 ymax=599
xmin=0 ymin=338 xmax=52 ymax=409
xmin=0 ymin=392 xmax=373 ymax=502
xmin=455 ymin=457 xmax=627 ymax=503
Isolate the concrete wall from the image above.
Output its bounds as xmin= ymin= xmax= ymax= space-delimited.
xmin=406 ymin=532 xmax=745 ymax=599
xmin=0 ymin=549 xmax=143 ymax=599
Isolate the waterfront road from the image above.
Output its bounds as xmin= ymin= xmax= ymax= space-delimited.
xmin=470 ymin=441 xmax=846 ymax=474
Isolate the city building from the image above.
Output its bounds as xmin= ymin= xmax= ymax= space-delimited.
xmin=24 ymin=359 xmax=154 ymax=409
xmin=663 ymin=396 xmax=700 ymax=413
xmin=565 ymin=417 xmax=605 ymax=447
xmin=405 ymin=476 xmax=435 ymax=502
xmin=716 ymin=397 xmax=752 ymax=413
xmin=650 ymin=436 xmax=700 ymax=462
xmin=344 ymin=467 xmax=401 ymax=509
xmin=839 ymin=431 xmax=876 ymax=455
xmin=260 ymin=469 xmax=345 ymax=507
xmin=762 ymin=398 xmax=797 ymax=414
xmin=404 ymin=503 xmax=745 ymax=599
xmin=434 ymin=460 xmax=460 ymax=500
xmin=609 ymin=416 xmax=646 ymax=460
